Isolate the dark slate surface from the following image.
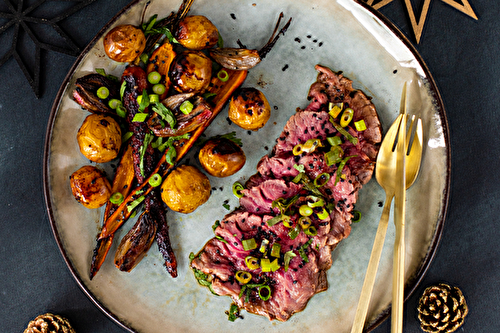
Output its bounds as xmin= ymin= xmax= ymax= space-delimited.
xmin=1 ymin=0 xmax=498 ymax=332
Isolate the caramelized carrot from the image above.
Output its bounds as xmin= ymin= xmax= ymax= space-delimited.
xmin=100 ymin=68 xmax=248 ymax=239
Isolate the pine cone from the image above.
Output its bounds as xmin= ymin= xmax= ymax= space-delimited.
xmin=24 ymin=313 xmax=75 ymax=333
xmin=417 ymin=283 xmax=468 ymax=333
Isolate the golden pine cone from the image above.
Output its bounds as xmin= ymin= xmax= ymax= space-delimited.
xmin=417 ymin=283 xmax=468 ymax=333
xmin=24 ymin=313 xmax=75 ymax=333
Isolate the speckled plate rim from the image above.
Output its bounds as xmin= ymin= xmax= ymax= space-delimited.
xmin=42 ymin=0 xmax=450 ymax=332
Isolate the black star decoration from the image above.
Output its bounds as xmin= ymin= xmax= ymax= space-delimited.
xmin=0 ymin=0 xmax=97 ymax=98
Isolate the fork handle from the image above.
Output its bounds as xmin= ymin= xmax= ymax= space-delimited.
xmin=392 ymin=197 xmax=406 ymax=332
xmin=350 ymin=192 xmax=394 ymax=333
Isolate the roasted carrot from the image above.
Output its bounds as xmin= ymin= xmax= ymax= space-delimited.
xmin=99 ymin=68 xmax=248 ymax=239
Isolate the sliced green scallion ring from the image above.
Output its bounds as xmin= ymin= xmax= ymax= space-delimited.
xmin=235 ymin=271 xmax=252 ymax=284
xmin=317 ymin=208 xmax=330 ymax=220
xmin=325 ymin=146 xmax=344 ymax=166
xmin=282 ymin=215 xmax=293 ymax=228
xmin=270 ymin=243 xmax=281 ymax=257
xmin=180 ymin=100 xmax=194 ymax=114
xmin=305 ymin=225 xmax=318 ymax=237
xmin=245 ymin=256 xmax=260 ymax=270
xmin=292 ymin=143 xmax=303 ymax=156
xmin=96 ymin=86 xmax=109 ymax=99
xmin=232 ymin=182 xmax=244 ymax=198
xmin=298 ymin=216 xmax=312 ymax=229
xmin=108 ymin=98 xmax=122 ymax=109
xmin=313 ymin=173 xmax=330 ymax=188
xmin=109 ymin=192 xmax=124 ymax=205
xmin=351 ymin=210 xmax=362 ymax=223
xmin=116 ymin=105 xmax=127 ymax=118
xmin=299 ymin=204 xmax=313 ymax=217
xmin=127 ymin=195 xmax=145 ymax=212
xmin=152 ymin=83 xmax=166 ymax=95
xmin=340 ymin=108 xmax=354 ymax=127
xmin=217 ymin=69 xmax=229 ymax=82
xmin=259 ymin=239 xmax=269 ymax=253
xmin=148 ymin=71 xmax=162 ymax=84
xmin=258 ymin=285 xmax=272 ymax=301
xmin=149 ymin=94 xmax=160 ymax=104
xmin=148 ymin=173 xmax=162 ymax=187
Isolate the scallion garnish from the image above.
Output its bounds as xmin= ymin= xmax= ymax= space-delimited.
xmin=127 ymin=195 xmax=145 ymax=212
xmin=120 ymin=80 xmax=126 ymax=100
xmin=354 ymin=119 xmax=367 ymax=131
xmin=242 ymin=238 xmax=257 ymax=251
xmin=132 ymin=112 xmax=148 ymax=122
xmin=258 ymin=285 xmax=272 ymax=301
xmin=284 ymin=250 xmax=296 ymax=272
xmin=351 ymin=210 xmax=362 ymax=223
xmin=152 ymin=83 xmax=166 ymax=95
xmin=96 ymin=86 xmax=109 ymax=99
xmin=180 ymin=100 xmax=194 ymax=114
xmin=313 ymin=173 xmax=330 ymax=188
xmin=109 ymin=192 xmax=124 ymax=205
xmin=330 ymin=118 xmax=358 ymax=145
xmin=335 ymin=155 xmax=356 ymax=185
xmin=152 ymin=102 xmax=176 ymax=129
xmin=148 ymin=71 xmax=161 ymax=84
xmin=116 ymin=105 xmax=127 ymax=118
xmin=148 ymin=173 xmax=162 ymax=187
xmin=232 ymin=181 xmax=244 ymax=198
xmin=217 ymin=69 xmax=229 ymax=82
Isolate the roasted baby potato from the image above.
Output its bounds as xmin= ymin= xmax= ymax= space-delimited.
xmin=161 ymin=165 xmax=211 ymax=214
xmin=103 ymin=24 xmax=146 ymax=63
xmin=175 ymin=15 xmax=219 ymax=50
xmin=169 ymin=51 xmax=212 ymax=94
xmin=199 ymin=137 xmax=246 ymax=177
xmin=228 ymin=87 xmax=271 ymax=131
xmin=70 ymin=165 xmax=112 ymax=209
xmin=77 ymin=114 xmax=122 ymax=163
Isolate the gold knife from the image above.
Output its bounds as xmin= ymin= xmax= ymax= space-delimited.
xmin=392 ymin=83 xmax=407 ymax=333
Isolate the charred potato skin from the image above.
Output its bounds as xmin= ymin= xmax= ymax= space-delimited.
xmin=161 ymin=165 xmax=211 ymax=214
xmin=228 ymin=87 xmax=271 ymax=131
xmin=199 ymin=138 xmax=246 ymax=177
xmin=175 ymin=15 xmax=219 ymax=50
xmin=70 ymin=165 xmax=112 ymax=209
xmin=103 ymin=25 xmax=146 ymax=63
xmin=169 ymin=51 xmax=213 ymax=94
xmin=77 ymin=114 xmax=122 ymax=163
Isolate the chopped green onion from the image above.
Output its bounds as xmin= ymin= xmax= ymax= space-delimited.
xmin=245 ymin=256 xmax=260 ymax=270
xmin=232 ymin=181 xmax=244 ymax=198
xmin=116 ymin=104 xmax=127 ymax=118
xmin=132 ymin=112 xmax=148 ymax=122
xmin=259 ymin=239 xmax=269 ymax=253
xmin=258 ymin=285 xmax=271 ymax=301
xmin=302 ymin=138 xmax=322 ymax=153
xmin=109 ymin=192 xmax=124 ymax=205
xmin=217 ymin=69 xmax=229 ymax=82
xmin=96 ymin=86 xmax=109 ymax=99
xmin=120 ymin=80 xmax=126 ymax=100
xmin=299 ymin=216 xmax=312 ymax=229
xmin=152 ymin=83 xmax=166 ymax=95
xmin=354 ymin=119 xmax=367 ymax=131
xmin=149 ymin=94 xmax=159 ymax=104
xmin=325 ymin=146 xmax=344 ymax=166
xmin=180 ymin=100 xmax=194 ymax=114
xmin=288 ymin=224 xmax=301 ymax=240
xmin=242 ymin=238 xmax=257 ymax=251
xmin=108 ymin=98 xmax=122 ymax=109
xmin=217 ymin=32 xmax=224 ymax=48
xmin=139 ymin=133 xmax=154 ymax=178
xmin=305 ymin=225 xmax=318 ymax=236
xmin=351 ymin=210 xmax=362 ymax=223
xmin=299 ymin=204 xmax=313 ymax=217
xmin=140 ymin=53 xmax=149 ymax=64
xmin=202 ymin=92 xmax=217 ymax=100
xmin=340 ymin=107 xmax=354 ymax=127
xmin=335 ymin=155 xmax=356 ymax=185
xmin=282 ymin=215 xmax=293 ymax=228
xmin=330 ymin=119 xmax=358 ymax=145
xmin=327 ymin=136 xmax=342 ymax=147
xmin=306 ymin=196 xmax=325 ymax=208
xmin=148 ymin=71 xmax=162 ymax=84
xmin=293 ymin=164 xmax=305 ymax=173
xmin=223 ymin=203 xmax=230 ymax=210
xmin=270 ymin=243 xmax=281 ymax=257
xmin=292 ymin=143 xmax=303 ymax=156
xmin=235 ymin=270 xmax=252 ymax=284
xmin=261 ymin=259 xmax=280 ymax=273
xmin=165 ymin=146 xmax=177 ymax=165
xmin=284 ymin=250 xmax=296 ymax=272
xmin=127 ymin=195 xmax=145 ymax=212
xmin=313 ymin=173 xmax=330 ymax=188
xmin=95 ymin=68 xmax=107 ymax=77
xmin=148 ymin=173 xmax=162 ymax=187
xmin=226 ymin=303 xmax=240 ymax=322
xmin=292 ymin=172 xmax=304 ymax=184
xmin=317 ymin=208 xmax=329 ymax=220
xmin=266 ymin=215 xmax=282 ymax=227
xmin=122 ymin=131 xmax=133 ymax=142
xmin=329 ymin=102 xmax=343 ymax=118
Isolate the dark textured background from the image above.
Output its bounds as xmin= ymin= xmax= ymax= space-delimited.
xmin=1 ymin=0 xmax=498 ymax=332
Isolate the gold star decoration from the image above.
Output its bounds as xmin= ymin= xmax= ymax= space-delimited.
xmin=364 ymin=0 xmax=478 ymax=43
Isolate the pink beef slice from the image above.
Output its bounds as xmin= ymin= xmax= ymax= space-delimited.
xmin=191 ymin=65 xmax=382 ymax=322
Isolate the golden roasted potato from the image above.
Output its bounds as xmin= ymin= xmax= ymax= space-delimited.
xmin=199 ymin=138 xmax=246 ymax=177
xmin=228 ymin=87 xmax=271 ymax=131
xmin=169 ymin=51 xmax=212 ymax=94
xmin=103 ymin=24 xmax=146 ymax=63
xmin=161 ymin=165 xmax=211 ymax=214
xmin=175 ymin=15 xmax=219 ymax=50
xmin=70 ymin=165 xmax=112 ymax=209
xmin=77 ymin=114 xmax=122 ymax=163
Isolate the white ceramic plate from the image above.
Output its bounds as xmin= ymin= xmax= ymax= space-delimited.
xmin=44 ymin=0 xmax=449 ymax=332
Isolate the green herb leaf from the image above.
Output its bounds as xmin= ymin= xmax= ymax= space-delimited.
xmin=152 ymin=102 xmax=176 ymax=129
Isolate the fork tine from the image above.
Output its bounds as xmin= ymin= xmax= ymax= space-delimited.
xmin=406 ymin=115 xmax=422 ymax=155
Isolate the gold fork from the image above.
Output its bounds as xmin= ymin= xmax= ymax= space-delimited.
xmin=350 ymin=83 xmax=423 ymax=333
